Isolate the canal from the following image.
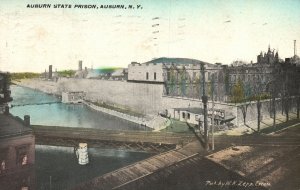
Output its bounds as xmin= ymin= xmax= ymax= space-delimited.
xmin=10 ymin=85 xmax=154 ymax=190
xmin=10 ymin=85 xmax=144 ymax=130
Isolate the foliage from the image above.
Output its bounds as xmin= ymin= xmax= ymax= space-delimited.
xmin=168 ymin=68 xmax=177 ymax=94
xmin=230 ymin=80 xmax=271 ymax=103
xmin=224 ymin=71 xmax=230 ymax=95
xmin=231 ymin=79 xmax=244 ymax=103
xmin=10 ymin=72 xmax=40 ymax=80
xmin=244 ymin=82 xmax=252 ymax=99
xmin=57 ymin=70 xmax=75 ymax=77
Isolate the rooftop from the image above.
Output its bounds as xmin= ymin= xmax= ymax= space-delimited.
xmin=145 ymin=57 xmax=213 ymax=66
xmin=174 ymin=107 xmax=204 ymax=114
xmin=0 ymin=113 xmax=32 ymax=139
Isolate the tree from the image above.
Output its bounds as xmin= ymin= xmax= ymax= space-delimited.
xmin=179 ymin=68 xmax=187 ymax=96
xmin=224 ymin=71 xmax=230 ymax=96
xmin=231 ymin=79 xmax=244 ymax=104
xmin=251 ymin=71 xmax=265 ymax=132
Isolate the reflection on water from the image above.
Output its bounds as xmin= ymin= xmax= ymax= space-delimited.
xmin=35 ymin=145 xmax=153 ymax=190
xmin=10 ymin=85 xmax=145 ymax=130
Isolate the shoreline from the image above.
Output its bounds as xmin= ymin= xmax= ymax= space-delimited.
xmin=83 ymin=100 xmax=152 ymax=129
xmin=81 ymin=101 xmax=169 ymax=131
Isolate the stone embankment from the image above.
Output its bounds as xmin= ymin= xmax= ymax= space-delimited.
xmin=83 ymin=101 xmax=168 ymax=130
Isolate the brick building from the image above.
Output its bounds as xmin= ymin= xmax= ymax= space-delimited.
xmin=0 ymin=72 xmax=35 ymax=190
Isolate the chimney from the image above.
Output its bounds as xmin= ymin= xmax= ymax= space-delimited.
xmin=294 ymin=40 xmax=297 ymax=57
xmin=79 ymin=60 xmax=83 ymax=71
xmin=24 ymin=115 xmax=30 ymax=127
xmin=49 ymin=65 xmax=52 ymax=79
xmin=4 ymin=106 xmax=9 ymax=114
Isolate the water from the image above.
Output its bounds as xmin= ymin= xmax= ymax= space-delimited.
xmin=9 ymin=85 xmax=154 ymax=189
xmin=10 ymin=85 xmax=145 ymax=130
xmin=35 ymin=145 xmax=153 ymax=190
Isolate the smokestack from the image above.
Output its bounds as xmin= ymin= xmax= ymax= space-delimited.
xmin=79 ymin=60 xmax=83 ymax=71
xmin=294 ymin=40 xmax=297 ymax=57
xmin=49 ymin=65 xmax=52 ymax=79
xmin=24 ymin=115 xmax=30 ymax=127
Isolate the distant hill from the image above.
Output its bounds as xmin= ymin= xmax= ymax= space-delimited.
xmin=145 ymin=57 xmax=213 ymax=66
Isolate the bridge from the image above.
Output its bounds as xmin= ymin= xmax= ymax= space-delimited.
xmin=32 ymin=125 xmax=196 ymax=152
xmin=11 ymin=101 xmax=61 ymax=107
xmin=32 ymin=124 xmax=300 ymax=153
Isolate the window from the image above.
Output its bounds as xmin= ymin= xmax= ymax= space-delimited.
xmin=16 ymin=145 xmax=29 ymax=166
xmin=1 ymin=160 xmax=6 ymax=172
xmin=187 ymin=113 xmax=190 ymax=120
xmin=0 ymin=148 xmax=7 ymax=172
xmin=146 ymin=72 xmax=149 ymax=80
xmin=22 ymin=155 xmax=28 ymax=165
xmin=154 ymin=72 xmax=157 ymax=80
xmin=182 ymin=112 xmax=185 ymax=119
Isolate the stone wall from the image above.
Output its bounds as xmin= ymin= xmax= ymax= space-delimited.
xmin=17 ymin=78 xmax=298 ymax=126
xmin=58 ymin=78 xmax=164 ymax=114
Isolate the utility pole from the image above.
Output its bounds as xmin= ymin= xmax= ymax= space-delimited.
xmin=201 ymin=63 xmax=209 ymax=150
xmin=294 ymin=40 xmax=297 ymax=58
xmin=49 ymin=176 xmax=52 ymax=190
xmin=211 ymin=75 xmax=215 ymax=151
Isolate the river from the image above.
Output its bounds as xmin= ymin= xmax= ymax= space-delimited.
xmin=10 ymin=85 xmax=145 ymax=130
xmin=9 ymin=85 xmax=153 ymax=189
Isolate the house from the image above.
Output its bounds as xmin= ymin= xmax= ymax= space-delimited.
xmin=0 ymin=110 xmax=35 ymax=190
xmin=166 ymin=107 xmax=235 ymax=127
xmin=62 ymin=91 xmax=85 ymax=103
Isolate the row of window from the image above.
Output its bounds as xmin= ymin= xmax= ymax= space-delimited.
xmin=0 ymin=146 xmax=29 ymax=174
xmin=146 ymin=72 xmax=157 ymax=80
xmin=231 ymin=74 xmax=269 ymax=82
xmin=166 ymin=71 xmax=220 ymax=82
xmin=182 ymin=112 xmax=191 ymax=120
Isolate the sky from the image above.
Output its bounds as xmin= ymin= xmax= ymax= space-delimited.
xmin=0 ymin=0 xmax=300 ymax=72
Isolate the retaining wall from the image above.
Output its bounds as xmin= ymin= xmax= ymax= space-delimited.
xmin=17 ymin=78 xmax=298 ymax=127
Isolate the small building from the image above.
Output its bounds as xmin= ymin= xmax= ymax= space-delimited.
xmin=166 ymin=107 xmax=235 ymax=126
xmin=62 ymin=91 xmax=85 ymax=103
xmin=0 ymin=111 xmax=35 ymax=190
